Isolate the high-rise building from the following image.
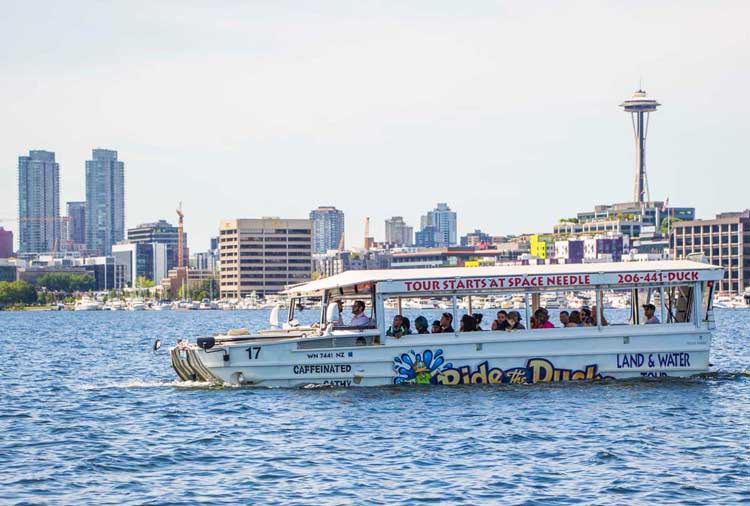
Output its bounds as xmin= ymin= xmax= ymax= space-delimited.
xmin=309 ymin=206 xmax=344 ymax=254
xmin=219 ymin=218 xmax=312 ymax=297
xmin=18 ymin=150 xmax=60 ymax=253
xmin=420 ymin=203 xmax=457 ymax=247
xmin=415 ymin=226 xmax=441 ymax=248
xmin=86 ymin=149 xmax=125 ymax=255
xmin=112 ymin=220 xmax=187 ymax=286
xmin=671 ymin=210 xmax=750 ymax=294
xmin=385 ymin=216 xmax=413 ymax=246
xmin=0 ymin=227 xmax=13 ymax=258
xmin=66 ymin=201 xmax=86 ymax=246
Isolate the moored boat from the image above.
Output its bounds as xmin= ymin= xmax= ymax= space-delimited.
xmin=74 ymin=297 xmax=102 ymax=311
xmin=170 ymin=260 xmax=723 ymax=387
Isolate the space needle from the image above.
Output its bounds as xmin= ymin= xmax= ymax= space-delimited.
xmin=620 ymin=89 xmax=661 ymax=204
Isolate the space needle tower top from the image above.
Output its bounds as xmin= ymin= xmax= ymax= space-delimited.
xmin=620 ymin=89 xmax=661 ymax=204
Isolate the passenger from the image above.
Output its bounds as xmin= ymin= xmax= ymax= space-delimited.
xmin=402 ymin=316 xmax=413 ymax=335
xmin=387 ymin=315 xmax=407 ymax=338
xmin=460 ymin=314 xmax=477 ymax=332
xmin=491 ymin=310 xmax=511 ymax=331
xmin=559 ymin=310 xmax=570 ymax=327
xmin=431 ymin=320 xmax=442 ymax=334
xmin=591 ymin=305 xmax=608 ymax=326
xmin=355 ymin=336 xmax=367 ymax=346
xmin=581 ymin=306 xmax=593 ymax=326
xmin=567 ymin=310 xmax=584 ymax=327
xmin=440 ymin=312 xmax=455 ymax=333
xmin=349 ymin=300 xmax=371 ymax=327
xmin=642 ymin=303 xmax=660 ymax=324
xmin=507 ymin=311 xmax=525 ymax=330
xmin=474 ymin=313 xmax=484 ymax=330
xmin=414 ymin=316 xmax=429 ymax=334
xmin=334 ymin=299 xmax=345 ymax=325
xmin=533 ymin=308 xmax=554 ymax=329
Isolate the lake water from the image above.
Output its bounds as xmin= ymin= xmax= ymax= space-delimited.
xmin=2 ymin=308 xmax=749 ymax=505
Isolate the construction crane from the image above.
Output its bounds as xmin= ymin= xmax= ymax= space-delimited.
xmin=176 ymin=202 xmax=185 ymax=268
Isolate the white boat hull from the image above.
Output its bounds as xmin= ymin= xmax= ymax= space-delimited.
xmin=171 ymin=324 xmax=710 ymax=388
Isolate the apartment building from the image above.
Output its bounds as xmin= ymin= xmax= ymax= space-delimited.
xmin=671 ymin=210 xmax=750 ymax=294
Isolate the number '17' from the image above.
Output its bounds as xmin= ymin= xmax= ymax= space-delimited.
xmin=246 ymin=346 xmax=261 ymax=359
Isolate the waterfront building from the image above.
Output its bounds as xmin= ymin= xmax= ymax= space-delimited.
xmin=18 ymin=150 xmax=60 ymax=253
xmin=219 ymin=218 xmax=312 ymax=298
xmin=415 ymin=226 xmax=441 ymax=248
xmin=0 ymin=259 xmax=17 ymax=282
xmin=309 ymin=206 xmax=344 ymax=254
xmin=313 ymin=249 xmax=392 ymax=278
xmin=112 ymin=220 xmax=186 ymax=287
xmin=529 ymin=235 xmax=555 ymax=260
xmin=85 ymin=149 xmax=125 ymax=255
xmin=420 ymin=203 xmax=457 ymax=247
xmin=554 ymin=240 xmax=585 ymax=264
xmin=127 ymin=220 xmax=186 ymax=269
xmin=391 ymin=246 xmax=519 ymax=269
xmin=66 ymin=201 xmax=86 ymax=247
xmin=671 ymin=210 xmax=750 ymax=294
xmin=160 ymin=267 xmax=217 ymax=299
xmin=17 ymin=256 xmax=123 ymax=291
xmin=113 ymin=242 xmax=169 ymax=288
xmin=0 ymin=227 xmax=13 ymax=258
xmin=384 ymin=216 xmax=413 ymax=246
xmin=554 ymin=202 xmax=695 ymax=240
xmin=461 ymin=229 xmax=491 ymax=247
xmin=583 ymin=236 xmax=625 ymax=262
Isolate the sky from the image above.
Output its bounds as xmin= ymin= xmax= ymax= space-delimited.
xmin=1 ymin=1 xmax=749 ymax=252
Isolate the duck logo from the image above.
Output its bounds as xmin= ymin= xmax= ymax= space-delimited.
xmin=393 ymin=349 xmax=452 ymax=385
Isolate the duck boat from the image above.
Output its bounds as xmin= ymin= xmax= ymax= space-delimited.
xmin=169 ymin=260 xmax=723 ymax=387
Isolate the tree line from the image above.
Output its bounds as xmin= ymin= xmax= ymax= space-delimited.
xmin=0 ymin=272 xmax=97 ymax=307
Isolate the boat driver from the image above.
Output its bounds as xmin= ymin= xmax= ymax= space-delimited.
xmin=350 ymin=300 xmax=371 ymax=326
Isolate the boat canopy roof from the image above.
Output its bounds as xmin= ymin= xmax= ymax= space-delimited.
xmin=283 ymin=260 xmax=723 ymax=297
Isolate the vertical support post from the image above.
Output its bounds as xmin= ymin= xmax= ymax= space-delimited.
xmin=659 ymin=287 xmax=666 ymax=325
xmin=524 ymin=293 xmax=531 ymax=329
xmin=451 ymin=295 xmax=458 ymax=334
xmin=468 ymin=295 xmax=473 ymax=315
xmin=693 ymin=282 xmax=701 ymax=328
xmin=376 ymin=294 xmax=386 ymax=343
xmin=397 ymin=296 xmax=402 ymax=315
xmin=596 ymin=289 xmax=602 ymax=331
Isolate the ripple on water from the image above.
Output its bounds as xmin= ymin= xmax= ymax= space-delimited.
xmin=0 ymin=309 xmax=749 ymax=505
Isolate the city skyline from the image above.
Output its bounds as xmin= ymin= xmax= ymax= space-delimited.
xmin=1 ymin=2 xmax=749 ymax=252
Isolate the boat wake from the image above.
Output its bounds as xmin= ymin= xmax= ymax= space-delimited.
xmin=79 ymin=379 xmax=214 ymax=390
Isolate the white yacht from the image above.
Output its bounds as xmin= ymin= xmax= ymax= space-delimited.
xmin=128 ymin=299 xmax=146 ymax=311
xmin=171 ymin=260 xmax=723 ymax=387
xmin=152 ymin=301 xmax=172 ymax=311
xmin=74 ymin=297 xmax=101 ymax=311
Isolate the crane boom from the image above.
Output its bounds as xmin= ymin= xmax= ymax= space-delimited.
xmin=176 ymin=202 xmax=184 ymax=268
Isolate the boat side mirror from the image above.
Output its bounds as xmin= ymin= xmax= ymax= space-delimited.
xmin=326 ymin=302 xmax=340 ymax=324
xmin=269 ymin=305 xmax=280 ymax=328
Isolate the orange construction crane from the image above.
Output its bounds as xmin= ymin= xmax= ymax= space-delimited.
xmin=176 ymin=202 xmax=185 ymax=268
